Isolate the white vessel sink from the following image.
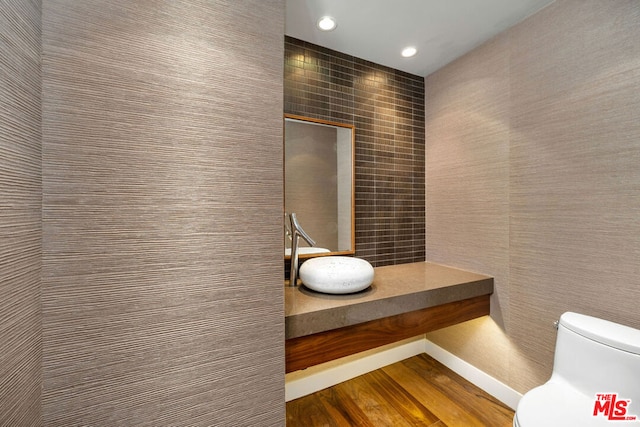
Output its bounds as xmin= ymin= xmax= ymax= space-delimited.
xmin=299 ymin=256 xmax=374 ymax=294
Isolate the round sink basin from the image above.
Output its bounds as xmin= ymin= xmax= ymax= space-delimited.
xmin=299 ymin=256 xmax=374 ymax=294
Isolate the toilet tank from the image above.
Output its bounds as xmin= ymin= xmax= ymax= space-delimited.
xmin=552 ymin=312 xmax=640 ymax=401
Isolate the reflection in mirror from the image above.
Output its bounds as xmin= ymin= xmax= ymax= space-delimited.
xmin=284 ymin=114 xmax=354 ymax=258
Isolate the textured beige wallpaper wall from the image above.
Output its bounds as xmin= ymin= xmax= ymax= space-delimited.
xmin=0 ymin=0 xmax=42 ymax=425
xmin=42 ymin=1 xmax=285 ymax=425
xmin=426 ymin=0 xmax=640 ymax=393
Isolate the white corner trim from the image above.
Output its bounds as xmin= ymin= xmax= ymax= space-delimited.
xmin=285 ymin=338 xmax=425 ymax=402
xmin=423 ymin=339 xmax=522 ymax=410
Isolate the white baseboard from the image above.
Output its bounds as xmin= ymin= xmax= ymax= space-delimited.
xmin=423 ymin=339 xmax=522 ymax=410
xmin=285 ymin=337 xmax=523 ymax=410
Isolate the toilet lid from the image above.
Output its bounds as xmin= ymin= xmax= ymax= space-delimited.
xmin=560 ymin=312 xmax=640 ymax=355
xmin=516 ymin=382 xmax=612 ymax=427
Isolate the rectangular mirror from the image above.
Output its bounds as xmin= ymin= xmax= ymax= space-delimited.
xmin=284 ymin=114 xmax=355 ymax=258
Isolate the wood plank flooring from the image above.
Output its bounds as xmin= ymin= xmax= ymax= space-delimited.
xmin=286 ymin=354 xmax=514 ymax=427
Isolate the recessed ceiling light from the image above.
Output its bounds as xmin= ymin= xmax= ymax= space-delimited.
xmin=401 ymin=47 xmax=417 ymax=58
xmin=317 ymin=16 xmax=337 ymax=31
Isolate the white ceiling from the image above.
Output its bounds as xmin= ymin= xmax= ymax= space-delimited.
xmin=285 ymin=0 xmax=554 ymax=77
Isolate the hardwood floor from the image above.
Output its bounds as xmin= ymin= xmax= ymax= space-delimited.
xmin=286 ymin=354 xmax=514 ymax=427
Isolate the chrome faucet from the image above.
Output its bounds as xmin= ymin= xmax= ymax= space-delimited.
xmin=288 ymin=213 xmax=316 ymax=286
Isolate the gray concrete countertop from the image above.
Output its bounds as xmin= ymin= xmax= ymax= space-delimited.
xmin=285 ymin=261 xmax=493 ymax=339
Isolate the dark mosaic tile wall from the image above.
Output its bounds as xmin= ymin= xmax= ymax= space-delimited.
xmin=285 ymin=36 xmax=425 ymax=267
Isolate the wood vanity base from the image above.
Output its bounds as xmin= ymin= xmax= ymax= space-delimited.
xmin=285 ymin=294 xmax=490 ymax=373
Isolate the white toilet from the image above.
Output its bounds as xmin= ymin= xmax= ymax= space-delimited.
xmin=514 ymin=312 xmax=640 ymax=426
